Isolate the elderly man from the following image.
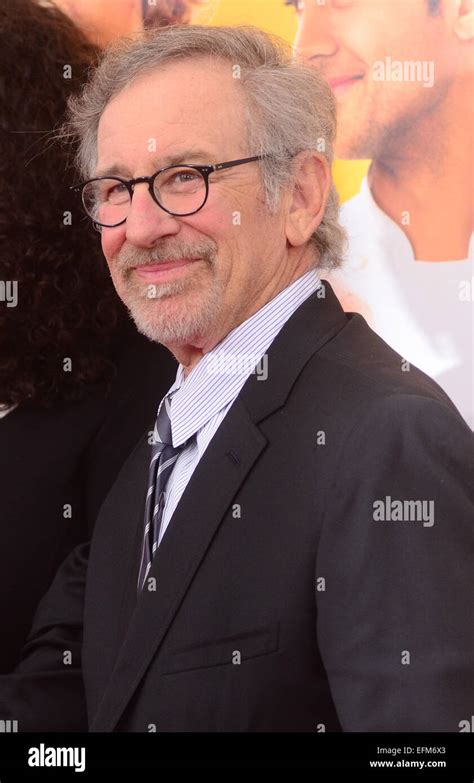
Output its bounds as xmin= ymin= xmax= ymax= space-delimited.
xmin=1 ymin=24 xmax=473 ymax=734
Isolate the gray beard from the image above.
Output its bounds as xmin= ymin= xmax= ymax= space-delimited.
xmin=123 ymin=270 xmax=225 ymax=346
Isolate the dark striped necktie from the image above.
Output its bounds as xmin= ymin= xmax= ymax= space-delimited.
xmin=137 ymin=391 xmax=188 ymax=593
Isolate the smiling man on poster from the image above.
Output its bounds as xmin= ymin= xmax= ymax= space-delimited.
xmin=292 ymin=0 xmax=474 ymax=427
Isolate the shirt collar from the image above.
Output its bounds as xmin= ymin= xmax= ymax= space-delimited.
xmin=356 ymin=175 xmax=474 ymax=263
xmin=164 ymin=269 xmax=321 ymax=447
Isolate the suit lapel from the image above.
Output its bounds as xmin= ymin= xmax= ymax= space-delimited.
xmin=90 ymin=399 xmax=266 ymax=731
xmin=89 ymin=282 xmax=347 ymax=731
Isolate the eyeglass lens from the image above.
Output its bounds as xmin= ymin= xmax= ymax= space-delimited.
xmin=82 ymin=166 xmax=207 ymax=226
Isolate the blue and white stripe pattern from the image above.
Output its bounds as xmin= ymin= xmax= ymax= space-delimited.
xmin=143 ymin=268 xmax=320 ymax=557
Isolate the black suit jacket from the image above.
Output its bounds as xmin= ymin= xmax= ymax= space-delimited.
xmin=1 ymin=282 xmax=473 ymax=732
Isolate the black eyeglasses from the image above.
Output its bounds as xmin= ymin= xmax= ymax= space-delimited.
xmin=71 ymin=156 xmax=266 ymax=230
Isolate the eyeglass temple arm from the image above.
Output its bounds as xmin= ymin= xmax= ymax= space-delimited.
xmin=211 ymin=155 xmax=265 ymax=173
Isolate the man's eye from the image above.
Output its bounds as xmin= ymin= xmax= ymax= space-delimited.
xmin=108 ymin=183 xmax=126 ymax=196
xmin=285 ymin=0 xmax=304 ymax=12
xmin=174 ymin=172 xmax=199 ymax=184
xmin=103 ymin=182 xmax=128 ymax=204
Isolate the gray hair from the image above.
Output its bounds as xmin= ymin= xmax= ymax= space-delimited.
xmin=66 ymin=24 xmax=346 ymax=270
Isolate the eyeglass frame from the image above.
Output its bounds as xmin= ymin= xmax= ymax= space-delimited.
xmin=71 ymin=155 xmax=267 ymax=231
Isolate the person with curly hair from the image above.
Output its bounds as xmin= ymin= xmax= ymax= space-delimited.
xmin=0 ymin=0 xmax=176 ymax=673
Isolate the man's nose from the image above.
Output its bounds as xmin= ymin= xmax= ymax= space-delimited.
xmin=124 ymin=182 xmax=179 ymax=248
xmin=295 ymin=5 xmax=338 ymax=63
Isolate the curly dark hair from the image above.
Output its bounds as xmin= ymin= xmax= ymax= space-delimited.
xmin=0 ymin=0 xmax=128 ymax=409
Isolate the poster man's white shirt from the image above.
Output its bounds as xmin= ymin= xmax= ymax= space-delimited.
xmin=327 ymin=177 xmax=473 ymax=428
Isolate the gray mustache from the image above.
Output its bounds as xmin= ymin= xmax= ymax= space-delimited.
xmin=117 ymin=247 xmax=216 ymax=272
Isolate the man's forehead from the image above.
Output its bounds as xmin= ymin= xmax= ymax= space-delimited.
xmin=101 ymin=57 xmax=240 ymax=122
xmin=97 ymin=58 xmax=244 ymax=170
xmin=95 ymin=147 xmax=221 ymax=178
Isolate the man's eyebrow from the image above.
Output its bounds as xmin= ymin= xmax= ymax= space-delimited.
xmin=94 ymin=149 xmax=217 ymax=178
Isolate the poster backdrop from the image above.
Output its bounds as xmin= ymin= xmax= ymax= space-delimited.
xmin=55 ymin=0 xmax=474 ymax=427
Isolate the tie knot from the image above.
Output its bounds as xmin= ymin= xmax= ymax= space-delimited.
xmin=153 ymin=393 xmax=174 ymax=447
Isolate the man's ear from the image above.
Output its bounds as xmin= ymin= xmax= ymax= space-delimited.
xmin=453 ymin=0 xmax=474 ymax=41
xmin=284 ymin=151 xmax=331 ymax=249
